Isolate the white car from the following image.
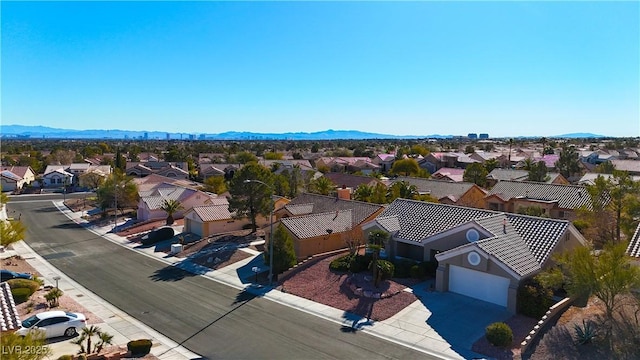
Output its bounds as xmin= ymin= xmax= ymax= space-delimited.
xmin=16 ymin=311 xmax=86 ymax=338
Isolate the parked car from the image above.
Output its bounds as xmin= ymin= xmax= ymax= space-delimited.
xmin=16 ymin=311 xmax=86 ymax=338
xmin=0 ymin=269 xmax=33 ymax=282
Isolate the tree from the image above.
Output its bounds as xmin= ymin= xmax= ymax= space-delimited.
xmin=463 ymin=163 xmax=487 ymax=187
xmin=96 ymin=170 xmax=139 ymax=215
xmin=367 ymin=230 xmax=390 ymax=287
xmin=608 ymin=171 xmax=639 ymax=243
xmin=507 ymin=138 xmax=514 ymax=167
xmin=555 ymin=145 xmax=581 ymax=179
xmin=517 ymin=205 xmax=547 ymax=217
xmin=264 ymin=223 xmax=297 ymax=275
xmin=370 ymin=183 xmax=388 ymax=204
xmin=595 ymin=161 xmax=615 ymax=174
xmin=387 ymin=181 xmax=418 ymax=201
xmin=464 ymin=145 xmax=475 ymax=154
xmin=390 ymin=158 xmax=420 ymax=176
xmin=73 ymin=325 xmax=113 ymax=355
xmin=556 ymin=242 xmax=640 ymax=320
xmin=484 ymin=158 xmax=499 ymax=173
xmin=79 ymin=171 xmax=105 ymax=190
xmin=527 ymin=161 xmax=549 ymax=182
xmin=0 ymin=220 xmax=26 ymax=247
xmin=577 ymin=175 xmax=616 ymax=247
xmin=309 ymin=176 xmax=335 ymax=196
xmin=273 ymin=173 xmax=291 ymax=197
xmin=353 ymin=184 xmax=374 ymax=202
xmin=202 ymin=176 xmax=227 ymax=194
xmin=0 ymin=331 xmax=51 ymax=360
xmin=227 ymin=163 xmax=273 ymax=232
xmin=160 ymin=199 xmax=184 ymax=225
xmin=234 ymin=151 xmax=258 ymax=164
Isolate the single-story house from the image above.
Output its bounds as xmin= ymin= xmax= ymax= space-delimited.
xmin=41 ymin=167 xmax=74 ymax=188
xmin=486 ymin=169 xmax=569 ymax=188
xmin=276 ymin=192 xmax=385 ymax=259
xmin=1 ymin=166 xmax=36 ymax=192
xmin=137 ymin=184 xmax=220 ymax=222
xmin=484 ymin=180 xmax=592 ymax=220
xmin=372 ymin=154 xmax=396 ymax=173
xmin=432 ymin=168 xmax=465 ymax=182
xmin=362 ymin=198 xmax=587 ymax=313
xmin=126 ymin=161 xmax=189 ymax=179
xmin=387 ymin=177 xmax=487 ymax=208
xmin=183 ymin=203 xmax=248 ymax=237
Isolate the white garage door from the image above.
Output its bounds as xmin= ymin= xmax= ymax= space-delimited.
xmin=449 ymin=265 xmax=510 ymax=307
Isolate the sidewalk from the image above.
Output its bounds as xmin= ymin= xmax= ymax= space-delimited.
xmin=1 ymin=204 xmax=200 ymax=360
xmin=14 ymin=202 xmax=469 ymax=360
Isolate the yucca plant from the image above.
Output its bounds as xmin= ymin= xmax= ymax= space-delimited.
xmin=44 ymin=287 xmax=63 ymax=307
xmin=574 ymin=319 xmax=597 ymax=345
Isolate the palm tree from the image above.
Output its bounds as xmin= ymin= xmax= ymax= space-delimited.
xmin=507 ymin=138 xmax=514 ymax=168
xmin=81 ymin=325 xmax=101 ymax=354
xmin=160 ymin=199 xmax=184 ymax=225
xmin=310 ymin=176 xmax=335 ymax=196
xmin=353 ymin=184 xmax=373 ymax=202
xmin=95 ymin=331 xmax=114 ymax=354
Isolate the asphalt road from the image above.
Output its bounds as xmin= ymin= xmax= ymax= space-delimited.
xmin=8 ymin=196 xmax=434 ymax=360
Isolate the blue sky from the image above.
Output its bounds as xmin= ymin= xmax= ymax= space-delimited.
xmin=2 ymin=1 xmax=639 ymax=137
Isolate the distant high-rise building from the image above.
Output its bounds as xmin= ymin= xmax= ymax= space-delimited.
xmin=479 ymin=133 xmax=489 ymax=139
xmin=166 ymin=133 xmax=170 ymax=140
xmin=468 ymin=133 xmax=478 ymax=139
xmin=198 ymin=134 xmax=206 ymax=140
xmin=144 ymin=132 xmax=148 ymax=140
xmin=189 ymin=134 xmax=195 ymax=140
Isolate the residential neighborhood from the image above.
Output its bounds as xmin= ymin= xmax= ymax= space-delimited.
xmin=2 ymin=136 xmax=640 ymax=359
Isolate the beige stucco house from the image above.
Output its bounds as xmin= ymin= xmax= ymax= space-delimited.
xmin=1 ymin=166 xmax=36 ymax=192
xmin=362 ymin=199 xmax=587 ymax=313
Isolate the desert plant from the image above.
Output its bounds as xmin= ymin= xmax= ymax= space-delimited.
xmin=486 ymin=322 xmax=513 ymax=347
xmin=574 ymin=319 xmax=597 ymax=345
xmin=127 ymin=339 xmax=153 ymax=356
xmin=95 ymin=331 xmax=114 ymax=353
xmin=1 ymin=331 xmax=51 ymax=359
xmin=517 ymin=279 xmax=554 ymax=318
xmin=44 ymin=287 xmax=64 ymax=308
xmin=7 ymin=278 xmax=41 ymax=293
xmin=56 ymin=355 xmax=73 ymax=360
xmin=410 ymin=264 xmax=426 ymax=279
xmin=81 ymin=325 xmax=101 ymax=354
xmin=11 ymin=287 xmax=33 ymax=303
xmin=329 ymin=255 xmax=351 ymax=272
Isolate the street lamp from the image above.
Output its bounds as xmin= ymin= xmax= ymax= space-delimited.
xmin=244 ymin=179 xmax=275 ymax=286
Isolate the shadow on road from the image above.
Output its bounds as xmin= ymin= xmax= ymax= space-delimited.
xmin=149 ymin=264 xmax=200 ymax=282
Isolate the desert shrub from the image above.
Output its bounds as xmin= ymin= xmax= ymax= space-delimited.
xmin=11 ymin=287 xmax=33 ymax=303
xmin=127 ymin=339 xmax=152 ymax=356
xmin=392 ymin=259 xmax=416 ymax=278
xmin=57 ymin=355 xmax=73 ymax=360
xmin=574 ymin=319 xmax=597 ymax=345
xmin=486 ymin=322 xmax=513 ymax=347
xmin=350 ymin=253 xmax=372 ymax=273
xmin=141 ymin=227 xmax=175 ymax=245
xmin=517 ymin=279 xmax=554 ymax=318
xmin=410 ymin=264 xmax=426 ymax=279
xmin=376 ymin=260 xmax=395 ymax=280
xmin=329 ymin=255 xmax=351 ymax=272
xmin=45 ymin=288 xmax=64 ymax=308
xmin=7 ymin=278 xmax=40 ymax=293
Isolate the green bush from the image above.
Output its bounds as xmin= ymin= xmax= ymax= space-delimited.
xmin=350 ymin=254 xmax=372 ymax=273
xmin=392 ymin=259 xmax=416 ymax=278
xmin=517 ymin=279 xmax=554 ymax=318
xmin=127 ymin=339 xmax=152 ymax=356
xmin=486 ymin=322 xmax=513 ymax=347
xmin=329 ymin=255 xmax=351 ymax=272
xmin=57 ymin=355 xmax=73 ymax=360
xmin=6 ymin=278 xmax=40 ymax=293
xmin=376 ymin=260 xmax=395 ymax=280
xmin=11 ymin=287 xmax=33 ymax=304
xmin=410 ymin=264 xmax=426 ymax=279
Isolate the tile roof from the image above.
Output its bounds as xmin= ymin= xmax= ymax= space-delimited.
xmin=285 ymin=193 xmax=383 ymax=226
xmin=626 ymin=223 xmax=640 ymax=258
xmin=1 ymin=282 xmax=21 ymax=332
xmin=578 ymin=172 xmax=640 ymax=186
xmin=612 ymin=160 xmax=640 ymax=173
xmin=487 ymin=169 xmax=529 ymax=182
xmin=192 ymin=204 xmax=233 ymax=222
xmin=375 ymin=199 xmax=572 ymax=276
xmin=281 ymin=210 xmax=353 ymax=239
xmin=323 ymin=172 xmax=381 ymax=189
xmin=390 ymin=177 xmax=478 ymax=200
xmin=285 ymin=203 xmax=315 ymax=215
xmin=1 ymin=166 xmax=31 ymax=178
xmin=486 ymin=180 xmax=591 ymax=210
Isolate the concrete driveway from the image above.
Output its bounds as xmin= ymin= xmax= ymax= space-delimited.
xmin=418 ymin=287 xmax=512 ymax=359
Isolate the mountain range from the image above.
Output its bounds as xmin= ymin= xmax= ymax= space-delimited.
xmin=0 ymin=125 xmax=606 ymax=140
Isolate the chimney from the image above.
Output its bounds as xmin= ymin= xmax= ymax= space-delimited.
xmin=337 ymin=187 xmax=351 ymax=200
xmin=503 ymin=218 xmax=507 ymax=234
